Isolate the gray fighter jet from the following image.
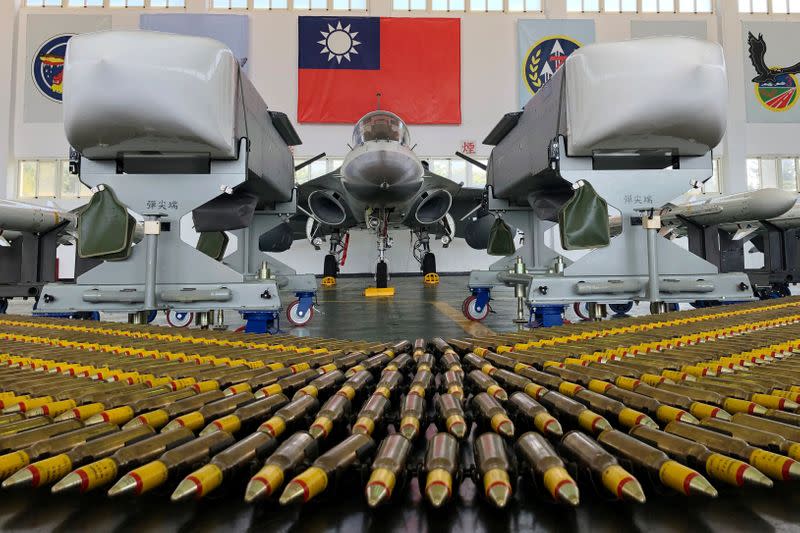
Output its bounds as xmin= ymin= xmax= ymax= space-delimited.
xmin=277 ymin=110 xmax=485 ymax=288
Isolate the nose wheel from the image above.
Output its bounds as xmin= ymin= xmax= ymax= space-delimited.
xmin=323 ymin=254 xmax=338 ymax=279
xmin=376 ymin=261 xmax=389 ymax=289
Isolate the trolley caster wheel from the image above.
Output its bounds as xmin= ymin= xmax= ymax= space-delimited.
xmin=376 ymin=261 xmax=389 ymax=289
xmin=286 ymin=299 xmax=313 ymax=327
xmin=463 ymin=295 xmax=489 ymax=321
xmin=609 ymin=302 xmax=634 ymax=316
xmin=166 ymin=310 xmax=193 ymax=328
xmin=573 ymin=302 xmax=590 ymax=321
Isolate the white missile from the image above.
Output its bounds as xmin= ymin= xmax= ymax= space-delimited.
xmin=0 ymin=199 xmax=77 ymax=234
xmin=660 ymin=188 xmax=796 ymax=228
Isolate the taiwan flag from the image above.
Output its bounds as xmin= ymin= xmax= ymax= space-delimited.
xmin=298 ymin=16 xmax=461 ymax=124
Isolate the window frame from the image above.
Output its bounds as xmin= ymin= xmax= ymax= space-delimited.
xmin=17 ymin=159 xmax=93 ymax=200
xmin=746 ymin=157 xmax=765 ymax=191
xmin=392 ymin=0 xmax=540 ymax=13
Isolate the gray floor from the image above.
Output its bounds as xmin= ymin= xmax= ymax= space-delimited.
xmin=8 ymin=274 xmax=652 ymax=341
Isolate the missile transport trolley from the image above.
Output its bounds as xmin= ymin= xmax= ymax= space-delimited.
xmin=34 ymin=31 xmax=316 ymax=331
xmin=463 ymin=38 xmax=755 ymax=324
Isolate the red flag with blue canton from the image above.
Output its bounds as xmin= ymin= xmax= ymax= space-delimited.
xmin=298 ymin=16 xmax=461 ymax=124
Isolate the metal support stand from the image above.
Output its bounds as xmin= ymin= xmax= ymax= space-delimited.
xmin=468 ymin=137 xmax=754 ymax=319
xmin=36 ymin=139 xmax=317 ymax=320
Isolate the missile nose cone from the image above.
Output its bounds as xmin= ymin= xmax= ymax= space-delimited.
xmin=748 ymin=188 xmax=797 ymax=220
xmin=51 ymin=472 xmax=81 ymax=494
xmin=365 ymin=483 xmax=389 ymax=508
xmin=2 ymin=467 xmax=33 ymax=489
xmin=688 ymin=475 xmax=718 ymax=498
xmin=425 ymin=483 xmax=450 ymax=508
xmin=556 ymin=481 xmax=580 ymax=506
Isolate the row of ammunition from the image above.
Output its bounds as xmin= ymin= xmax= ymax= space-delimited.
xmin=0 ymin=298 xmax=798 ymax=509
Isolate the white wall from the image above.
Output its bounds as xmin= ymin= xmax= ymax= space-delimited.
xmin=1 ymin=0 xmax=797 ymax=275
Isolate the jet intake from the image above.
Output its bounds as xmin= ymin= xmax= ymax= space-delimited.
xmin=414 ymin=189 xmax=453 ymax=225
xmin=308 ymin=190 xmax=347 ymax=227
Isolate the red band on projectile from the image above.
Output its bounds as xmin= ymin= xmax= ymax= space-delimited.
xmin=129 ymin=472 xmax=144 ymax=495
xmin=187 ymin=475 xmax=204 ymax=499
xmin=76 ymin=468 xmax=90 ymax=492
xmin=616 ymin=476 xmax=634 ymax=499
xmin=735 ymin=464 xmax=747 ymax=487
xmin=294 ymin=479 xmax=311 ymax=503
xmin=28 ymin=466 xmax=40 ymax=487
xmin=682 ymin=472 xmax=698 ymax=495
xmin=782 ymin=459 xmax=793 ymax=481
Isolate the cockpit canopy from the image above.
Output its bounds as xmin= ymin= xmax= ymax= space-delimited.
xmin=351 ymin=111 xmax=411 ymax=147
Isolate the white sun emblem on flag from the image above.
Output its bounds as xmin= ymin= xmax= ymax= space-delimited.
xmin=318 ymin=21 xmax=361 ymax=64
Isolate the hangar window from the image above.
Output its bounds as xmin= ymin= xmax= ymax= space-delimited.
xmin=779 ymin=158 xmax=799 ymax=191
xmin=66 ymin=0 xmax=104 ymax=6
xmin=604 ymin=0 xmax=637 ymax=12
xmin=253 ymin=0 xmax=290 ymax=8
xmin=17 ymin=160 xmax=92 ymax=200
xmin=294 ymin=157 xmax=340 ymax=184
xmin=739 ymin=0 xmax=768 ymax=12
xmin=746 ymin=0 xmax=800 ymax=12
xmin=642 ymin=0 xmax=675 ymax=11
xmin=772 ymin=0 xmax=800 ymax=12
xmin=212 ymin=0 xmax=248 ymax=7
xmin=148 ymin=0 xmax=185 ymax=7
xmin=507 ymin=0 xmax=541 ymax=11
xmin=745 ymin=157 xmax=800 ymax=191
xmin=109 ymin=0 xmax=146 ymax=6
xmin=427 ymin=157 xmax=488 ymax=187
xmin=294 ymin=0 xmax=329 ymax=8
xmin=746 ymin=158 xmax=763 ymax=191
xmin=393 ymin=0 xmax=426 ymax=9
xmin=469 ymin=0 xmax=503 ymax=10
xmin=431 ymin=0 xmax=465 ymax=11
xmin=332 ymin=0 xmax=367 ymax=9
xmin=566 ymin=0 xmax=600 ymax=11
xmin=678 ymin=0 xmax=711 ymax=12
xmin=25 ymin=0 xmax=63 ymax=5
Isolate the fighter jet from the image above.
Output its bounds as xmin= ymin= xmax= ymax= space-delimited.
xmin=283 ymin=110 xmax=484 ymax=288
